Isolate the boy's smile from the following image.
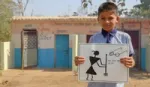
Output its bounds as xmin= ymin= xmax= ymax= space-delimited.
xmin=98 ymin=11 xmax=119 ymax=32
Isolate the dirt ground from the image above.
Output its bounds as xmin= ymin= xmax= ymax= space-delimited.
xmin=0 ymin=68 xmax=150 ymax=87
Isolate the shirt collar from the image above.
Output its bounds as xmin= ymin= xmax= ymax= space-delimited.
xmin=101 ymin=28 xmax=117 ymax=37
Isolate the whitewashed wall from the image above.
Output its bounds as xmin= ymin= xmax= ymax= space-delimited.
xmin=12 ymin=34 xmax=21 ymax=48
xmin=0 ymin=42 xmax=13 ymax=70
xmin=78 ymin=34 xmax=86 ymax=43
xmin=71 ymin=34 xmax=78 ymax=72
xmin=38 ymin=32 xmax=55 ymax=49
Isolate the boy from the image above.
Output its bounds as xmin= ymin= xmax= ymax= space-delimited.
xmin=74 ymin=2 xmax=135 ymax=87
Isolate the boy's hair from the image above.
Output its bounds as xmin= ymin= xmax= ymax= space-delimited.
xmin=98 ymin=2 xmax=118 ymax=16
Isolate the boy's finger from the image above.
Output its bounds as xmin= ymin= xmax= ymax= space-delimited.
xmin=77 ymin=61 xmax=85 ymax=65
xmin=75 ymin=62 xmax=79 ymax=66
xmin=75 ymin=57 xmax=85 ymax=62
xmin=79 ymin=61 xmax=85 ymax=64
xmin=76 ymin=56 xmax=85 ymax=59
xmin=124 ymin=60 xmax=132 ymax=63
xmin=78 ymin=58 xmax=85 ymax=61
xmin=125 ymin=62 xmax=132 ymax=65
xmin=120 ymin=60 xmax=132 ymax=65
xmin=120 ymin=60 xmax=124 ymax=64
xmin=120 ymin=59 xmax=125 ymax=63
xmin=125 ymin=59 xmax=133 ymax=63
xmin=75 ymin=56 xmax=84 ymax=60
xmin=120 ymin=58 xmax=125 ymax=61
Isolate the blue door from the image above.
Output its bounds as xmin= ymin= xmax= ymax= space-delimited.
xmin=55 ymin=35 xmax=69 ymax=68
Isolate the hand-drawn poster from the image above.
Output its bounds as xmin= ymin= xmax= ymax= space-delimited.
xmin=78 ymin=43 xmax=129 ymax=83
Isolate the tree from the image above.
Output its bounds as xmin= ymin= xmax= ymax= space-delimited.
xmin=0 ymin=0 xmax=16 ymax=41
xmin=128 ymin=0 xmax=150 ymax=18
xmin=80 ymin=0 xmax=127 ymax=16
xmin=73 ymin=0 xmax=93 ymax=16
xmin=88 ymin=11 xmax=98 ymax=16
xmin=72 ymin=12 xmax=79 ymax=16
xmin=81 ymin=0 xmax=92 ymax=9
xmin=0 ymin=0 xmax=30 ymax=41
xmin=16 ymin=0 xmax=30 ymax=16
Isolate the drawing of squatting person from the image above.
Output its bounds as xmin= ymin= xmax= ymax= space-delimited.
xmin=86 ymin=51 xmax=105 ymax=80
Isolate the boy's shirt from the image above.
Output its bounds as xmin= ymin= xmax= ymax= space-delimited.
xmin=88 ymin=29 xmax=134 ymax=87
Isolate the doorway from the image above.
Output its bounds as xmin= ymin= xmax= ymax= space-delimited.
xmin=21 ymin=29 xmax=38 ymax=69
xmin=55 ymin=35 xmax=69 ymax=68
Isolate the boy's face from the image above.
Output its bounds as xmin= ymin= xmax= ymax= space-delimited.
xmin=98 ymin=11 xmax=119 ymax=32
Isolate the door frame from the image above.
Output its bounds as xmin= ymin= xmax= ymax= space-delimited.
xmin=21 ymin=29 xmax=38 ymax=69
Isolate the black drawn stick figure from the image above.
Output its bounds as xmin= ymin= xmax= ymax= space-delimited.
xmin=86 ymin=51 xmax=106 ymax=81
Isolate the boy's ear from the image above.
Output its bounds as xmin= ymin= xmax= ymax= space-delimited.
xmin=116 ymin=16 xmax=120 ymax=23
xmin=97 ymin=17 xmax=102 ymax=26
xmin=97 ymin=16 xmax=101 ymax=23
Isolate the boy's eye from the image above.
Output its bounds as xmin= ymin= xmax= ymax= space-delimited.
xmin=101 ymin=18 xmax=105 ymax=20
xmin=100 ymin=17 xmax=114 ymax=21
xmin=108 ymin=17 xmax=114 ymax=20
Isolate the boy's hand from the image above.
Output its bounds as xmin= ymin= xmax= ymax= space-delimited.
xmin=74 ymin=56 xmax=85 ymax=66
xmin=120 ymin=57 xmax=135 ymax=68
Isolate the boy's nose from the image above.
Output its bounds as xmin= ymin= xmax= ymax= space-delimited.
xmin=105 ymin=20 xmax=110 ymax=24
